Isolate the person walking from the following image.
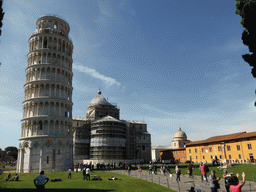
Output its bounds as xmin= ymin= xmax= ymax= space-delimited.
xmin=68 ymin=168 xmax=72 ymax=179
xmin=200 ymin=162 xmax=208 ymax=183
xmin=187 ymin=163 xmax=193 ymax=179
xmin=223 ymin=169 xmax=233 ymax=192
xmin=149 ymin=164 xmax=152 ymax=175
xmin=163 ymin=164 xmax=166 ymax=175
xmin=86 ymin=166 xmax=91 ymax=181
xmin=175 ymin=165 xmax=181 ymax=183
xmin=128 ymin=165 xmax=131 ymax=174
xmin=82 ymin=167 xmax=86 ymax=180
xmin=209 ymin=170 xmax=220 ymax=192
xmin=154 ymin=164 xmax=157 ymax=175
xmin=229 ymin=172 xmax=246 ymax=192
xmin=34 ymin=171 xmax=49 ymax=190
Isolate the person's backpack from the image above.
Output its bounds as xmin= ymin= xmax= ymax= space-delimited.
xmin=82 ymin=169 xmax=86 ymax=175
xmin=225 ymin=177 xmax=232 ymax=187
xmin=205 ymin=166 xmax=209 ymax=173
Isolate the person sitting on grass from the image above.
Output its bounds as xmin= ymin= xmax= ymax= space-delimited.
xmin=229 ymin=172 xmax=245 ymax=192
xmin=91 ymin=175 xmax=102 ymax=180
xmin=34 ymin=170 xmax=49 ymax=190
xmin=9 ymin=174 xmax=19 ymax=181
xmin=4 ymin=173 xmax=11 ymax=181
xmin=50 ymin=178 xmax=62 ymax=182
xmin=108 ymin=176 xmax=121 ymax=180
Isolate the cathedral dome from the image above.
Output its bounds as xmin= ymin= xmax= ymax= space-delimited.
xmin=173 ymin=127 xmax=187 ymax=141
xmin=89 ymin=89 xmax=109 ymax=105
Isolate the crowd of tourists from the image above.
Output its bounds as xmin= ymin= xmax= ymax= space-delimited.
xmin=0 ymin=160 xmax=16 ymax=167
xmin=2 ymin=161 xmax=248 ymax=191
xmin=135 ymin=162 xmax=247 ymax=192
xmin=74 ymin=161 xmax=133 ymax=171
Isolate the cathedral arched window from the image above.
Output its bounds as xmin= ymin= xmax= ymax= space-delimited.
xmin=39 ymin=121 xmax=42 ymax=130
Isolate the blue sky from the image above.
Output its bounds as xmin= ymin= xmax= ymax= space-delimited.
xmin=1 ymin=0 xmax=256 ymax=150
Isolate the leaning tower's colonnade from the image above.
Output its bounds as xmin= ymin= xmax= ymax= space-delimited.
xmin=17 ymin=16 xmax=74 ymax=173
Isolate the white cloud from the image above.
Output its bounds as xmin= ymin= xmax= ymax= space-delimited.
xmin=141 ymin=104 xmax=176 ymax=116
xmin=73 ymin=63 xmax=121 ymax=87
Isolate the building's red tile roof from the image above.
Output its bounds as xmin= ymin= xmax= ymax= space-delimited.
xmin=161 ymin=147 xmax=186 ymax=152
xmin=185 ymin=131 xmax=256 ymax=146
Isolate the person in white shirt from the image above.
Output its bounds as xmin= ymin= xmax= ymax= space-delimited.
xmin=149 ymin=164 xmax=153 ymax=175
xmin=68 ymin=168 xmax=72 ymax=179
xmin=86 ymin=167 xmax=91 ymax=181
xmin=34 ymin=171 xmax=49 ymax=190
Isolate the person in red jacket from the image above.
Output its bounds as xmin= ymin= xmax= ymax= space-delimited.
xmin=200 ymin=162 xmax=208 ymax=183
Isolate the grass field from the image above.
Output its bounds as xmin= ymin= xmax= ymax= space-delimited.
xmin=137 ymin=163 xmax=256 ymax=181
xmin=0 ymin=170 xmax=176 ymax=192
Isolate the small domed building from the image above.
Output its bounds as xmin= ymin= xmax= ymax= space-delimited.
xmin=172 ymin=127 xmax=190 ymax=149
xmin=72 ymin=90 xmax=151 ymax=164
xmin=155 ymin=127 xmax=191 ymax=163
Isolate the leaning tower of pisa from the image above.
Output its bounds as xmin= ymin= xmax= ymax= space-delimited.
xmin=16 ymin=15 xmax=74 ymax=173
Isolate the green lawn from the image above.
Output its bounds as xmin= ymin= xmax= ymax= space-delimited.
xmin=0 ymin=170 xmax=176 ymax=192
xmin=137 ymin=163 xmax=256 ymax=181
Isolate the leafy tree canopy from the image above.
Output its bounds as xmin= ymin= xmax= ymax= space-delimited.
xmin=0 ymin=0 xmax=4 ymax=36
xmin=4 ymin=146 xmax=18 ymax=160
xmin=235 ymin=0 xmax=256 ymax=79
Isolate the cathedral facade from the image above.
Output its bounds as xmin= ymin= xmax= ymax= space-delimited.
xmin=72 ymin=90 xmax=151 ymax=164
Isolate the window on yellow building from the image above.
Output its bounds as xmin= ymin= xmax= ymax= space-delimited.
xmin=196 ymin=156 xmax=198 ymax=159
xmin=195 ymin=149 xmax=197 ymax=153
xmin=227 ymin=145 xmax=231 ymax=151
xmin=229 ymin=155 xmax=232 ymax=159
xmin=218 ymin=147 xmax=221 ymax=151
xmin=248 ymin=144 xmax=252 ymax=150
xmin=219 ymin=155 xmax=222 ymax=159
xmin=189 ymin=149 xmax=191 ymax=153
xmin=237 ymin=145 xmax=240 ymax=151
xmin=202 ymin=148 xmax=204 ymax=153
xmin=238 ymin=154 xmax=241 ymax=159
xmin=203 ymin=156 xmax=205 ymax=159
xmin=209 ymin=147 xmax=212 ymax=152
xmin=211 ymin=155 xmax=213 ymax=159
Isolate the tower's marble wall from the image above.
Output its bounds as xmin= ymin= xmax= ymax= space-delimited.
xmin=17 ymin=15 xmax=74 ymax=173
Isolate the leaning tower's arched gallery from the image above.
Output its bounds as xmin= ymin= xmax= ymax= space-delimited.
xmin=16 ymin=16 xmax=151 ymax=173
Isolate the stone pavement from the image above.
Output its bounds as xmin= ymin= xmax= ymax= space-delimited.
xmin=108 ymin=169 xmax=256 ymax=192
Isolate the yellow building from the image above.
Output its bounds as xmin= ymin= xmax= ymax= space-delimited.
xmin=185 ymin=131 xmax=256 ymax=163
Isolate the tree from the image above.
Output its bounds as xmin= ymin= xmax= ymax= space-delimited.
xmin=4 ymin=146 xmax=18 ymax=160
xmin=235 ymin=0 xmax=256 ymax=105
xmin=235 ymin=1 xmax=256 ymax=77
xmin=0 ymin=0 xmax=4 ymax=37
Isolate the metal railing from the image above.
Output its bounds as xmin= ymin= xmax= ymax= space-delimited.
xmin=108 ymin=169 xmax=256 ymax=192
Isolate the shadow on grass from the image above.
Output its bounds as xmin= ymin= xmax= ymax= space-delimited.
xmin=0 ymin=188 xmax=115 ymax=192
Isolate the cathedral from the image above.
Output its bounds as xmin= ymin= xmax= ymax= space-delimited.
xmin=16 ymin=15 xmax=151 ymax=173
xmin=72 ymin=89 xmax=151 ymax=164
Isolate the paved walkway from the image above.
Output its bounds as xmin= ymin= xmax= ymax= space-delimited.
xmin=109 ymin=170 xmax=256 ymax=192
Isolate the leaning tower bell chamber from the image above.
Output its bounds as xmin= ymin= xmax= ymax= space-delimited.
xmin=17 ymin=15 xmax=74 ymax=173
